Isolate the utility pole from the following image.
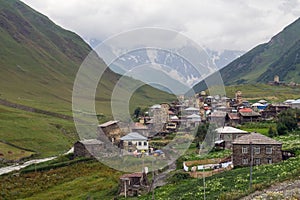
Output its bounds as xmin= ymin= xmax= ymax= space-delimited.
xmin=249 ymin=141 xmax=253 ymax=190
xmin=203 ymin=165 xmax=206 ymax=200
xmin=152 ymin=159 xmax=155 ymax=200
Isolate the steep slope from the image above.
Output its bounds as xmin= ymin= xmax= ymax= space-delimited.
xmin=193 ymin=17 xmax=300 ymax=92
xmin=221 ymin=17 xmax=300 ymax=85
xmin=0 ymin=0 xmax=174 ymax=115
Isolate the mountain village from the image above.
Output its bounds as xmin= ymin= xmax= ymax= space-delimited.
xmin=73 ymin=88 xmax=298 ymax=197
xmin=1 ymin=1 xmax=300 ymax=199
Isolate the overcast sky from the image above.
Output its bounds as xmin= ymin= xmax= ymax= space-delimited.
xmin=22 ymin=0 xmax=300 ymax=51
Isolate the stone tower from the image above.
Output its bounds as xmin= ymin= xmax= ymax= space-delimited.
xmin=274 ymin=75 xmax=279 ymax=83
xmin=235 ymin=90 xmax=243 ymax=105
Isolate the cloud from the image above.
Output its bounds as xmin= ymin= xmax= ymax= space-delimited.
xmin=22 ymin=0 xmax=300 ymax=51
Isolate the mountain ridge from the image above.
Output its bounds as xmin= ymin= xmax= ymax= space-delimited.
xmin=193 ymin=17 xmax=300 ymax=92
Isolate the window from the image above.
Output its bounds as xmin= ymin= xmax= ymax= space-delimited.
xmin=128 ymin=141 xmax=132 ymax=146
xmin=255 ymin=158 xmax=260 ymax=165
xmin=144 ymin=141 xmax=147 ymax=146
xmin=254 ymin=147 xmax=260 ymax=154
xmin=242 ymin=147 xmax=248 ymax=154
xmin=267 ymin=158 xmax=272 ymax=164
xmin=266 ymin=147 xmax=272 ymax=154
xmin=242 ymin=158 xmax=248 ymax=165
xmin=138 ymin=142 xmax=142 ymax=146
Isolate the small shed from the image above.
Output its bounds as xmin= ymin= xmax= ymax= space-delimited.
xmin=74 ymin=139 xmax=104 ymax=158
xmin=119 ymin=172 xmax=149 ymax=197
xmin=98 ymin=120 xmax=123 ymax=144
xmin=226 ymin=113 xmax=240 ymax=127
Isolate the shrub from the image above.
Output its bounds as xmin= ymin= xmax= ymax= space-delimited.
xmin=167 ymin=172 xmax=191 ymax=184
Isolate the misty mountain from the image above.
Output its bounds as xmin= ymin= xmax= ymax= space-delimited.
xmin=89 ymin=38 xmax=243 ymax=88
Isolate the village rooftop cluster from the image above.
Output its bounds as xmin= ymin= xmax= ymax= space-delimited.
xmin=73 ymin=90 xmax=298 ymax=196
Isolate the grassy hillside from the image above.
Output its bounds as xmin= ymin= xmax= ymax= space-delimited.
xmin=194 ymin=83 xmax=300 ymax=103
xmin=0 ymin=0 xmax=175 ymax=157
xmin=225 ymin=84 xmax=300 ymax=102
xmin=0 ymin=0 xmax=175 ymax=116
xmin=220 ymin=17 xmax=300 ymax=85
xmin=0 ymin=141 xmax=35 ymax=161
xmin=0 ymin=157 xmax=122 ymax=200
xmin=0 ymin=104 xmax=77 ymax=158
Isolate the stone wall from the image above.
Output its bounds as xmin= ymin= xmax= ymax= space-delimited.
xmin=233 ymin=144 xmax=282 ymax=167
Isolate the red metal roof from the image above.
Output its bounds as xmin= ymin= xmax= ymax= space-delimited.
xmin=239 ymin=108 xmax=253 ymax=112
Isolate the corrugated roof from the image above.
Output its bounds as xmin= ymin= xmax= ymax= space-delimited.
xmin=210 ymin=111 xmax=226 ymax=117
xmin=270 ymin=103 xmax=291 ymax=107
xmin=258 ymin=100 xmax=268 ymax=104
xmin=185 ymin=107 xmax=199 ymax=111
xmin=79 ymin=139 xmax=103 ymax=145
xmin=150 ymin=104 xmax=161 ymax=109
xmin=232 ymin=132 xmax=282 ymax=145
xmin=120 ymin=172 xmax=143 ymax=179
xmin=99 ymin=120 xmax=119 ymax=127
xmin=239 ymin=108 xmax=260 ymax=117
xmin=239 ymin=108 xmax=253 ymax=112
xmin=186 ymin=113 xmax=201 ymax=118
xmin=216 ymin=126 xmax=248 ymax=134
xmin=170 ymin=115 xmax=179 ymax=120
xmin=120 ymin=132 xmax=148 ymax=141
xmin=251 ymin=103 xmax=264 ymax=107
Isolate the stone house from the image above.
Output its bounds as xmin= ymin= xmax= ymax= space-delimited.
xmin=238 ymin=108 xmax=261 ymax=123
xmin=131 ymin=123 xmax=150 ymax=137
xmin=119 ymin=172 xmax=149 ymax=197
xmin=209 ymin=111 xmax=226 ymax=127
xmin=184 ymin=107 xmax=199 ymax=115
xmin=120 ymin=132 xmax=149 ymax=153
xmin=149 ymin=104 xmax=168 ymax=132
xmin=232 ymin=132 xmax=282 ymax=167
xmin=261 ymin=103 xmax=291 ymax=119
xmin=74 ymin=139 xmax=104 ymax=158
xmin=186 ymin=113 xmax=201 ymax=128
xmin=226 ymin=112 xmax=240 ymax=127
xmin=98 ymin=120 xmax=123 ymax=144
xmin=216 ymin=126 xmax=249 ymax=149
